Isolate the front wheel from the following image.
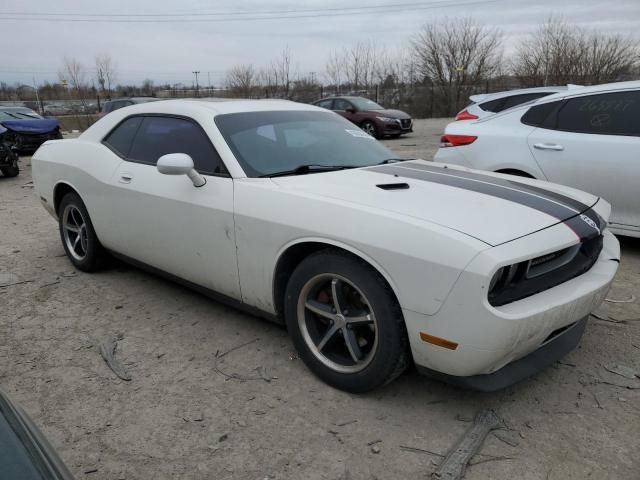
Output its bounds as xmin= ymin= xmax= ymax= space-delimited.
xmin=58 ymin=192 xmax=107 ymax=272
xmin=284 ymin=250 xmax=410 ymax=392
xmin=360 ymin=120 xmax=380 ymax=139
xmin=0 ymin=153 xmax=19 ymax=177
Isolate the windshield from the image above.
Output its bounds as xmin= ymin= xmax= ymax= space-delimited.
xmin=0 ymin=109 xmax=42 ymax=120
xmin=349 ymin=98 xmax=384 ymax=111
xmin=215 ymin=110 xmax=397 ymax=177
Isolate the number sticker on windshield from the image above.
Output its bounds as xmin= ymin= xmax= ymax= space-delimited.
xmin=346 ymin=129 xmax=374 ymax=139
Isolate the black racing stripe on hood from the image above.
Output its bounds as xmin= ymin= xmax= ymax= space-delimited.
xmin=369 ymin=163 xmax=604 ymax=240
xmin=564 ymin=208 xmax=607 ymax=241
xmin=394 ymin=162 xmax=592 ymax=213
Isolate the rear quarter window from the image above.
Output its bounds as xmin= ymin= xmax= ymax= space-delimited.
xmin=521 ymin=100 xmax=563 ymax=127
xmin=102 ymin=116 xmax=143 ymax=156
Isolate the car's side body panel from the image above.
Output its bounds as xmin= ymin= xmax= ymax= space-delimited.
xmin=233 ymin=177 xmax=487 ymax=316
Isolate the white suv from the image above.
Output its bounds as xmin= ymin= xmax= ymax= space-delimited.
xmin=436 ymin=80 xmax=640 ymax=238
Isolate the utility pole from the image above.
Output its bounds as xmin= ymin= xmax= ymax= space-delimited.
xmin=192 ymin=71 xmax=200 ymax=97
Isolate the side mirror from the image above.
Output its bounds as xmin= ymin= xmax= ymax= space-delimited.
xmin=345 ymin=107 xmax=356 ymax=114
xmin=157 ymin=153 xmax=206 ymax=187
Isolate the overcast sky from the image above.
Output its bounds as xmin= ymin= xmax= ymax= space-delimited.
xmin=2 ymin=0 xmax=639 ymax=87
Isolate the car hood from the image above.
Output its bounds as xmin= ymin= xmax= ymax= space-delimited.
xmin=367 ymin=109 xmax=411 ymax=119
xmin=271 ymin=160 xmax=600 ymax=246
xmin=0 ymin=119 xmax=59 ymax=134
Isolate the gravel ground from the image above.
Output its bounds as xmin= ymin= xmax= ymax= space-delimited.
xmin=1 ymin=118 xmax=639 ymax=480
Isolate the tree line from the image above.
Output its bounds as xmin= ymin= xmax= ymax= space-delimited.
xmin=2 ymin=17 xmax=638 ymax=118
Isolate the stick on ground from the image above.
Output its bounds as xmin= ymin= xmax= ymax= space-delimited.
xmin=433 ymin=409 xmax=501 ymax=480
xmin=99 ymin=336 xmax=131 ymax=381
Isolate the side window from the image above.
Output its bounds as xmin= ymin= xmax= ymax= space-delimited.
xmin=316 ymin=99 xmax=333 ymax=109
xmin=521 ymin=100 xmax=563 ymax=127
xmin=333 ymin=99 xmax=352 ymax=111
xmin=554 ymin=91 xmax=640 ymax=136
xmin=128 ymin=116 xmax=227 ymax=175
xmin=103 ymin=116 xmax=142 ymax=157
xmin=500 ymin=92 xmax=554 ymax=111
xmin=479 ymin=98 xmax=506 ymax=113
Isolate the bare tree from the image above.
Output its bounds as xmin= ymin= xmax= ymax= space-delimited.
xmin=512 ymin=17 xmax=639 ymax=86
xmin=95 ymin=54 xmax=117 ymax=98
xmin=59 ymin=57 xmax=93 ymax=128
xmin=412 ymin=18 xmax=502 ymax=115
xmin=59 ymin=57 xmax=86 ymax=94
xmin=141 ymin=79 xmax=154 ymax=96
xmin=260 ymin=47 xmax=293 ymax=98
xmin=225 ymin=64 xmax=256 ymax=97
xmin=343 ymin=41 xmax=378 ymax=91
xmin=325 ymin=49 xmax=345 ymax=92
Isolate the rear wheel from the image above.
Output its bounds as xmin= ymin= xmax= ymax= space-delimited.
xmin=284 ymin=250 xmax=410 ymax=392
xmin=360 ymin=120 xmax=380 ymax=139
xmin=58 ymin=192 xmax=107 ymax=272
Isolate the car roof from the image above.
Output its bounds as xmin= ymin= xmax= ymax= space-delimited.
xmin=0 ymin=106 xmax=34 ymax=110
xmin=315 ymin=96 xmax=372 ymax=101
xmin=82 ymin=99 xmax=324 ymax=142
xmin=121 ymin=98 xmax=320 ymax=115
xmin=469 ymin=86 xmax=571 ymax=104
xmin=530 ymin=80 xmax=640 ymax=105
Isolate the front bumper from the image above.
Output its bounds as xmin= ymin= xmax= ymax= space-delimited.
xmin=382 ymin=119 xmax=413 ymax=135
xmin=417 ymin=316 xmax=588 ymax=391
xmin=405 ymin=229 xmax=620 ymax=389
xmin=7 ymin=131 xmax=61 ymax=152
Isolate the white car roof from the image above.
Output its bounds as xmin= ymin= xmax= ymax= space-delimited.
xmin=469 ymin=86 xmax=572 ymax=104
xmin=535 ymin=79 xmax=640 ymax=103
xmin=79 ymin=98 xmax=324 ymax=142
xmin=133 ymin=98 xmax=319 ymax=115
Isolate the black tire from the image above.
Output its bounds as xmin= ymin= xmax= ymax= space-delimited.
xmin=0 ymin=153 xmax=19 ymax=177
xmin=284 ymin=250 xmax=410 ymax=393
xmin=360 ymin=120 xmax=381 ymax=139
xmin=58 ymin=192 xmax=107 ymax=272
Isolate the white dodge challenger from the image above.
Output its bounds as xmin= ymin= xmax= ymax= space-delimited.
xmin=32 ymin=99 xmax=620 ymax=392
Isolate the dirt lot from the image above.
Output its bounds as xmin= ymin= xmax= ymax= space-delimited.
xmin=1 ymin=118 xmax=639 ymax=480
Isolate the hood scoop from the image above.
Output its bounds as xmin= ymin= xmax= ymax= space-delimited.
xmin=376 ymin=182 xmax=409 ymax=191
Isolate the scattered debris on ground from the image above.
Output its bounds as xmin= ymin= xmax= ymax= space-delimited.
xmin=98 ymin=335 xmax=131 ymax=381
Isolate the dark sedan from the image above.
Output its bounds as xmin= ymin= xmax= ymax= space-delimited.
xmin=0 ymin=107 xmax=62 ymax=154
xmin=312 ymin=96 xmax=412 ymax=139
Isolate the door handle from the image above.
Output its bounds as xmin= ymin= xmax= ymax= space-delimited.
xmin=119 ymin=173 xmax=133 ymax=183
xmin=533 ymin=143 xmax=564 ymax=151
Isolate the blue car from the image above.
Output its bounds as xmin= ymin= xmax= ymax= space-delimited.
xmin=0 ymin=106 xmax=62 ymax=154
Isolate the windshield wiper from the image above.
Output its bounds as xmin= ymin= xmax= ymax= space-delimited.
xmin=377 ymin=158 xmax=412 ymax=165
xmin=261 ymin=164 xmax=358 ymax=178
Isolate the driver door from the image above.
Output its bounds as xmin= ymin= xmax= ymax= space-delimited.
xmin=103 ymin=115 xmax=240 ymax=299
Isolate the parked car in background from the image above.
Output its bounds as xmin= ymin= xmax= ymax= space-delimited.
xmin=32 ymin=99 xmax=619 ymax=392
xmin=0 ymin=125 xmax=20 ymax=177
xmin=0 ymin=389 xmax=74 ymax=479
xmin=43 ymin=103 xmax=71 ymax=116
xmin=454 ymin=86 xmax=578 ymax=121
xmin=312 ymin=96 xmax=412 ymax=139
xmin=99 ymin=97 xmax=161 ymax=117
xmin=436 ymin=80 xmax=640 ymax=238
xmin=0 ymin=106 xmax=62 ymax=154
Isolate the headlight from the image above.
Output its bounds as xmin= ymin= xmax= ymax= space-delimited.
xmin=487 ymin=235 xmax=603 ymax=307
xmin=376 ymin=116 xmax=397 ymax=123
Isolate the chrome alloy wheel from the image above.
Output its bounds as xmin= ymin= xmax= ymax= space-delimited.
xmin=62 ymin=204 xmax=88 ymax=261
xmin=361 ymin=122 xmax=376 ymax=137
xmin=297 ymin=274 xmax=378 ymax=373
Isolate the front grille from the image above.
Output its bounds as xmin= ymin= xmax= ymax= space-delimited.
xmin=400 ymin=119 xmax=412 ymax=129
xmin=489 ymin=234 xmax=604 ymax=307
